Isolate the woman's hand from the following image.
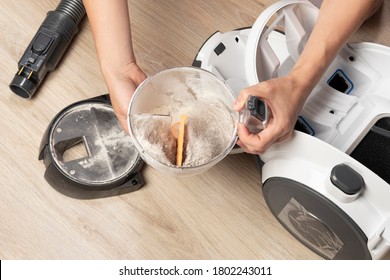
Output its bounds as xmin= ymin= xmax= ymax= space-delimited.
xmin=233 ymin=0 xmax=383 ymax=154
xmin=83 ymin=0 xmax=146 ymax=132
xmin=105 ymin=62 xmax=147 ymax=132
xmin=233 ymin=73 xmax=310 ymax=154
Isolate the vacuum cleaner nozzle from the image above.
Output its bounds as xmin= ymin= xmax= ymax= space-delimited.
xmin=9 ymin=0 xmax=85 ymax=98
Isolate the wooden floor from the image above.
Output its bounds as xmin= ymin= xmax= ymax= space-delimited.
xmin=1 ymin=0 xmax=389 ymax=260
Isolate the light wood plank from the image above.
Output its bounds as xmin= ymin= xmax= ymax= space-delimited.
xmin=1 ymin=0 xmax=389 ymax=260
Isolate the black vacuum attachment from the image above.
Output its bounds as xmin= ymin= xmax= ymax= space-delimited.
xmin=9 ymin=0 xmax=85 ymax=98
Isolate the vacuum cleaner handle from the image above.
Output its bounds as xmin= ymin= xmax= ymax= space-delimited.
xmin=239 ymin=95 xmax=269 ymax=134
xmin=9 ymin=0 xmax=85 ymax=99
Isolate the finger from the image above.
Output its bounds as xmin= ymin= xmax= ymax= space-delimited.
xmin=237 ymin=123 xmax=280 ymax=154
xmin=257 ymin=124 xmax=287 ymax=150
xmin=232 ymin=88 xmax=252 ymax=111
xmin=236 ymin=124 xmax=257 ymax=152
xmin=235 ymin=141 xmax=250 ymax=154
xmin=235 ymin=138 xmax=255 ymax=154
xmin=119 ymin=115 xmax=129 ymax=134
xmin=236 ymin=123 xmax=268 ymax=154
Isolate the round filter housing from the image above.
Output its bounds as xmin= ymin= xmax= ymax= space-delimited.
xmin=39 ymin=95 xmax=144 ymax=198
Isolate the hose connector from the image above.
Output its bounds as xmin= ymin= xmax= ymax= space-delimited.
xmin=9 ymin=0 xmax=85 ymax=98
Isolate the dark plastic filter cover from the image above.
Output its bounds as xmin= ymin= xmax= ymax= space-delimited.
xmin=39 ymin=95 xmax=144 ymax=198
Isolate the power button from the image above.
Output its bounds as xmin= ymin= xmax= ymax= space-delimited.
xmin=32 ymin=32 xmax=52 ymax=55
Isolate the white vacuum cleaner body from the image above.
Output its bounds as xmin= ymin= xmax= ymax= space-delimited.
xmin=194 ymin=0 xmax=390 ymax=259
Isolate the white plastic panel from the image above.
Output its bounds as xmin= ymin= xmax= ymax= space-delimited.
xmin=245 ymin=0 xmax=319 ymax=85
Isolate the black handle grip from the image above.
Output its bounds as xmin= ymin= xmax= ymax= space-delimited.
xmin=247 ymin=95 xmax=267 ymax=122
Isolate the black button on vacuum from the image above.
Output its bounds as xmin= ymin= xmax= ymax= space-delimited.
xmin=330 ymin=164 xmax=364 ymax=195
xmin=214 ymin=42 xmax=226 ymax=56
xmin=32 ymin=32 xmax=52 ymax=55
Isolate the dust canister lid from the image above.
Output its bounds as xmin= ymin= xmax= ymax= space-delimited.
xmin=39 ymin=95 xmax=144 ymax=198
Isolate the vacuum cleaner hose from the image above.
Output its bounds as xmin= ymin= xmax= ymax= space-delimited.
xmin=9 ymin=0 xmax=85 ymax=99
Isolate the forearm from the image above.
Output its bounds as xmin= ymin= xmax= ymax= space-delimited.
xmin=290 ymin=0 xmax=383 ymax=97
xmin=83 ymin=0 xmax=135 ymax=81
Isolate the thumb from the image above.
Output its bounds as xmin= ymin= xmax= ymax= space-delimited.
xmin=119 ymin=115 xmax=129 ymax=134
xmin=232 ymin=88 xmax=251 ymax=111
